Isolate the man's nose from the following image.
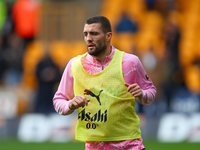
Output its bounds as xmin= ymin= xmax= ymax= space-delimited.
xmin=86 ymin=34 xmax=92 ymax=41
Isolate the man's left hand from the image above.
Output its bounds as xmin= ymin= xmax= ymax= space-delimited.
xmin=124 ymin=83 xmax=143 ymax=101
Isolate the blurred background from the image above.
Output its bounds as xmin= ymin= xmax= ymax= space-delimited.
xmin=0 ymin=0 xmax=200 ymax=146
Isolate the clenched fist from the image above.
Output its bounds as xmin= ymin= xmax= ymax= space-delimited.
xmin=69 ymin=95 xmax=90 ymax=110
xmin=124 ymin=83 xmax=143 ymax=102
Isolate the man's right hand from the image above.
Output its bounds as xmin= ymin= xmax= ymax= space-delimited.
xmin=69 ymin=95 xmax=90 ymax=110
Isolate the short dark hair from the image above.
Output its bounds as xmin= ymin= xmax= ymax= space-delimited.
xmin=85 ymin=16 xmax=112 ymax=33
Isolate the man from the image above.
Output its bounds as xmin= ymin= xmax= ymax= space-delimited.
xmin=53 ymin=16 xmax=156 ymax=150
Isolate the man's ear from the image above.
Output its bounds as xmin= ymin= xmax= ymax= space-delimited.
xmin=106 ymin=32 xmax=112 ymax=42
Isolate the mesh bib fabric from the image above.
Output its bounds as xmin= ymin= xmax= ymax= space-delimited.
xmin=71 ymin=49 xmax=141 ymax=142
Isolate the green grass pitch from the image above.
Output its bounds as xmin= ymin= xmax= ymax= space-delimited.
xmin=1 ymin=139 xmax=200 ymax=150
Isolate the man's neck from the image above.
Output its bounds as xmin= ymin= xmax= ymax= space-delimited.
xmin=94 ymin=46 xmax=112 ymax=63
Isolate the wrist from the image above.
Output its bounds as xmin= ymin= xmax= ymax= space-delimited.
xmin=68 ymin=102 xmax=73 ymax=110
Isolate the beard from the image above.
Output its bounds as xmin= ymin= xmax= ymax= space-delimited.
xmin=87 ymin=40 xmax=107 ymax=57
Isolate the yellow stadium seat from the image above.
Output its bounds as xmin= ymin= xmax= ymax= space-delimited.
xmin=112 ymin=33 xmax=136 ymax=54
xmin=184 ymin=65 xmax=200 ymax=94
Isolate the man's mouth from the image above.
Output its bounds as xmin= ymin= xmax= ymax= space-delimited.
xmin=88 ymin=43 xmax=95 ymax=49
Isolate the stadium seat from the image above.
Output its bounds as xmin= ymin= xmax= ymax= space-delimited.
xmin=184 ymin=65 xmax=200 ymax=94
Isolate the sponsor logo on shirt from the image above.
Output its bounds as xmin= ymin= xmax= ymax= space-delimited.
xmin=78 ymin=108 xmax=107 ymax=129
xmin=79 ymin=89 xmax=106 ymax=129
xmin=84 ymin=89 xmax=103 ymax=106
xmin=78 ymin=108 xmax=107 ymax=123
xmin=145 ymin=74 xmax=149 ymax=80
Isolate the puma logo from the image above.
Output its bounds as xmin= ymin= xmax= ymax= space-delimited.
xmin=145 ymin=74 xmax=149 ymax=80
xmin=84 ymin=89 xmax=103 ymax=106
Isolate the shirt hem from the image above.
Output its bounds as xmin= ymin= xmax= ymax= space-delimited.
xmin=75 ymin=135 xmax=142 ymax=142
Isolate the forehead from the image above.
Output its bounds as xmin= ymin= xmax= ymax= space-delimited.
xmin=83 ymin=23 xmax=102 ymax=32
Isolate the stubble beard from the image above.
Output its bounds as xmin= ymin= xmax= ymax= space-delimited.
xmin=87 ymin=41 xmax=107 ymax=57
